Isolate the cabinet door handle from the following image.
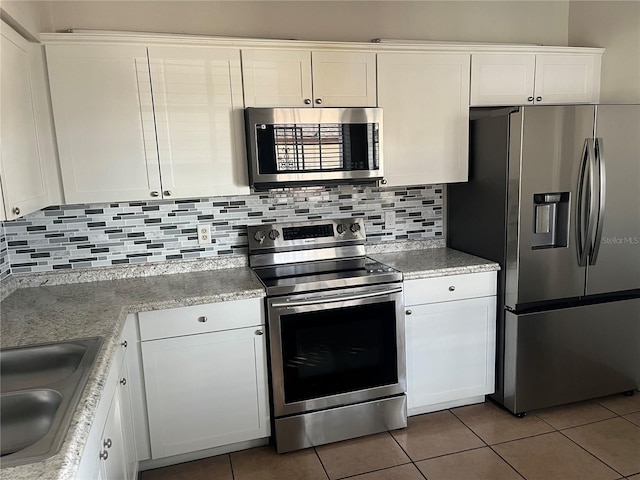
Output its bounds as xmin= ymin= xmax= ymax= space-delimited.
xmin=536 ymin=96 xmax=542 ymax=102
xmin=315 ymin=98 xmax=323 ymax=105
xmin=121 ymin=340 xmax=127 ymax=348
xmin=527 ymin=96 xmax=534 ymax=102
xmin=448 ymin=286 xmax=456 ymax=292
xmin=12 ymin=207 xmax=20 ymax=216
xmin=304 ymin=98 xmax=312 ymax=105
xmin=406 ymin=310 xmax=412 ymax=315
xmin=99 ymin=450 xmax=109 ymax=460
xmin=380 ymin=179 xmax=388 ymax=185
xmin=150 ymin=191 xmax=159 ymax=197
xmin=198 ymin=316 xmax=208 ymax=322
xmin=103 ymin=438 xmax=112 ymax=449
xmin=255 ymin=329 xmax=264 ymax=335
xmin=120 ymin=378 xmax=127 ymax=386
xmin=163 ymin=190 xmax=172 ymax=197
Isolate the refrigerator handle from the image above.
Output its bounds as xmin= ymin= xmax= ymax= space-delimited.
xmin=576 ymin=138 xmax=597 ymax=266
xmin=589 ymin=138 xmax=606 ymax=265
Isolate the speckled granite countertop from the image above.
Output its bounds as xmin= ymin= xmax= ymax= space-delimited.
xmin=370 ymin=248 xmax=500 ymax=280
xmin=0 ymin=267 xmax=264 ymax=480
xmin=0 ymin=245 xmax=495 ymax=479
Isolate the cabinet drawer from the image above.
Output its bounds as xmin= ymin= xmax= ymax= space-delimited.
xmin=138 ymin=297 xmax=265 ymax=341
xmin=405 ymin=271 xmax=496 ymax=306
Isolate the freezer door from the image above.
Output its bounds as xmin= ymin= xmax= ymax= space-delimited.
xmin=505 ymin=106 xmax=595 ymax=307
xmin=587 ymin=105 xmax=640 ymax=295
xmin=502 ymin=298 xmax=640 ymax=414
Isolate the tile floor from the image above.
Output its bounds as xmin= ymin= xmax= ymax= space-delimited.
xmin=140 ymin=392 xmax=640 ymax=480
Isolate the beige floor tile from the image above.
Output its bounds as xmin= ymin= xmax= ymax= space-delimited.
xmin=625 ymin=412 xmax=640 ymax=427
xmin=595 ymin=392 xmax=640 ymax=415
xmin=534 ymin=400 xmax=617 ymax=429
xmin=231 ymin=445 xmax=328 ymax=480
xmin=563 ymin=417 xmax=640 ymax=477
xmin=391 ymin=410 xmax=484 ymax=461
xmin=140 ymin=454 xmax=233 ymax=480
xmin=415 ymin=447 xmax=522 ymax=480
xmin=452 ymin=401 xmax=554 ymax=444
xmin=315 ymin=432 xmax=410 ymax=480
xmin=493 ymin=432 xmax=619 ymax=480
xmin=347 ymin=463 xmax=426 ymax=480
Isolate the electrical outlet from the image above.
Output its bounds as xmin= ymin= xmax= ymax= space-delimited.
xmin=197 ymin=224 xmax=211 ymax=245
xmin=384 ymin=211 xmax=395 ymax=230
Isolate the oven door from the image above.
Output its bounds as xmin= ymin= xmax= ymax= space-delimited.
xmin=267 ymin=283 xmax=406 ymax=417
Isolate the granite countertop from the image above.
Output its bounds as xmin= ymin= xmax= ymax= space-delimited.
xmin=0 ymin=246 xmax=497 ymax=479
xmin=0 ymin=267 xmax=265 ymax=480
xmin=369 ymin=248 xmax=500 ymax=280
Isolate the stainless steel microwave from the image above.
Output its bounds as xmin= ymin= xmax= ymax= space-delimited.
xmin=244 ymin=107 xmax=383 ymax=190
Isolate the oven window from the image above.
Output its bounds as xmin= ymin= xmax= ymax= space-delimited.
xmin=280 ymin=301 xmax=398 ymax=404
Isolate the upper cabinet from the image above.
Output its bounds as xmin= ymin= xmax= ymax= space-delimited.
xmin=470 ymin=52 xmax=601 ymax=106
xmin=378 ymin=53 xmax=470 ymax=186
xmin=0 ymin=22 xmax=48 ymax=220
xmin=242 ymin=49 xmax=376 ymax=107
xmin=46 ymin=43 xmax=248 ymax=204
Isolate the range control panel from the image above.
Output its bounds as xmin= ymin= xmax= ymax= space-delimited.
xmin=247 ymin=218 xmax=365 ymax=252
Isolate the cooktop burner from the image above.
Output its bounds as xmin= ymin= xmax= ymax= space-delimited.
xmin=247 ymin=218 xmax=402 ymax=296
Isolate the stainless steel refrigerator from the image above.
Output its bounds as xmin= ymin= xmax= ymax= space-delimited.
xmin=448 ymin=105 xmax=640 ymax=415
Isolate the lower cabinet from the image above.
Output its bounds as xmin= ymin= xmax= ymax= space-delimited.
xmin=404 ymin=272 xmax=497 ymax=416
xmin=139 ymin=298 xmax=270 ymax=459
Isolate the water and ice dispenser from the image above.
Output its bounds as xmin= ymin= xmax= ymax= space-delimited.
xmin=532 ymin=192 xmax=570 ymax=249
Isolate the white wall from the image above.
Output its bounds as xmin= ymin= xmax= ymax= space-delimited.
xmin=569 ymin=1 xmax=640 ymax=103
xmin=43 ymin=1 xmax=570 ymax=46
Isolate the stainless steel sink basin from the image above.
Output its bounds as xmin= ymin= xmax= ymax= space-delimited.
xmin=0 ymin=337 xmax=103 ymax=468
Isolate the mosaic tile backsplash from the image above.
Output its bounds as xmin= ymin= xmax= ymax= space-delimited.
xmin=1 ymin=184 xmax=443 ymax=275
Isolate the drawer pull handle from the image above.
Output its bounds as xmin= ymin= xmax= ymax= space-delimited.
xmin=103 ymin=438 xmax=112 ymax=449
xmin=448 ymin=286 xmax=456 ymax=292
xmin=120 ymin=378 xmax=127 ymax=386
xmin=406 ymin=310 xmax=412 ymax=315
xmin=255 ymin=330 xmax=264 ymax=336
xmin=121 ymin=340 xmax=127 ymax=348
xmin=198 ymin=316 xmax=208 ymax=322
xmin=100 ymin=450 xmax=109 ymax=460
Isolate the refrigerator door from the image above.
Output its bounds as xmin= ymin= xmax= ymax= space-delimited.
xmin=505 ymin=106 xmax=595 ymax=308
xmin=586 ymin=105 xmax=640 ymax=295
xmin=503 ymin=298 xmax=640 ymax=414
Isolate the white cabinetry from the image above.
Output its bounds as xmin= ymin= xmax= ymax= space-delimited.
xmin=0 ymin=21 xmax=48 ymax=220
xmin=242 ymin=49 xmax=376 ymax=107
xmin=377 ymin=53 xmax=470 ymax=186
xmin=139 ymin=297 xmax=269 ymax=459
xmin=77 ymin=317 xmax=140 ymax=480
xmin=404 ymin=271 xmax=497 ymax=416
xmin=46 ymin=44 xmax=248 ymax=204
xmin=471 ymin=52 xmax=601 ymax=106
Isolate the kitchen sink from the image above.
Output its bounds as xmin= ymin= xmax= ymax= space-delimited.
xmin=0 ymin=337 xmax=103 ymax=468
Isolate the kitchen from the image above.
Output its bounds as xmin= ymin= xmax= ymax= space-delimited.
xmin=1 ymin=1 xmax=639 ymax=479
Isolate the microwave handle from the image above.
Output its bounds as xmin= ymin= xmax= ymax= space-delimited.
xmin=271 ymin=286 xmax=402 ymax=308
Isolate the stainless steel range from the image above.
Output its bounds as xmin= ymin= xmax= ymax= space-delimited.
xmin=248 ymin=218 xmax=407 ymax=453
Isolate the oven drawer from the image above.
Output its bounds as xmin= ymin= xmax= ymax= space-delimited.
xmin=138 ymin=297 xmax=265 ymax=341
xmin=405 ymin=271 xmax=497 ymax=306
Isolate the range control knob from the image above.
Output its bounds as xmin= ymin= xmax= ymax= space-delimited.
xmin=268 ymin=229 xmax=280 ymax=240
xmin=336 ymin=223 xmax=347 ymax=235
xmin=350 ymin=223 xmax=361 ymax=234
xmin=253 ymin=230 xmax=266 ymax=243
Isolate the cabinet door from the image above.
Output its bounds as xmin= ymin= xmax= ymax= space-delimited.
xmin=311 ymin=51 xmax=376 ymax=107
xmin=100 ymin=392 xmax=128 ymax=480
xmin=148 ymin=46 xmax=249 ymax=198
xmin=242 ymin=49 xmax=313 ymax=107
xmin=378 ymin=53 xmax=470 ymax=186
xmin=405 ymin=297 xmax=496 ymax=412
xmin=470 ymin=53 xmax=536 ymax=106
xmin=142 ymin=326 xmax=269 ymax=459
xmin=534 ymin=54 xmax=600 ymax=104
xmin=46 ymin=44 xmax=161 ymax=203
xmin=0 ymin=23 xmax=47 ymax=220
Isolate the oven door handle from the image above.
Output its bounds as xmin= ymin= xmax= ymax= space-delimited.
xmin=271 ymin=286 xmax=403 ymax=308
